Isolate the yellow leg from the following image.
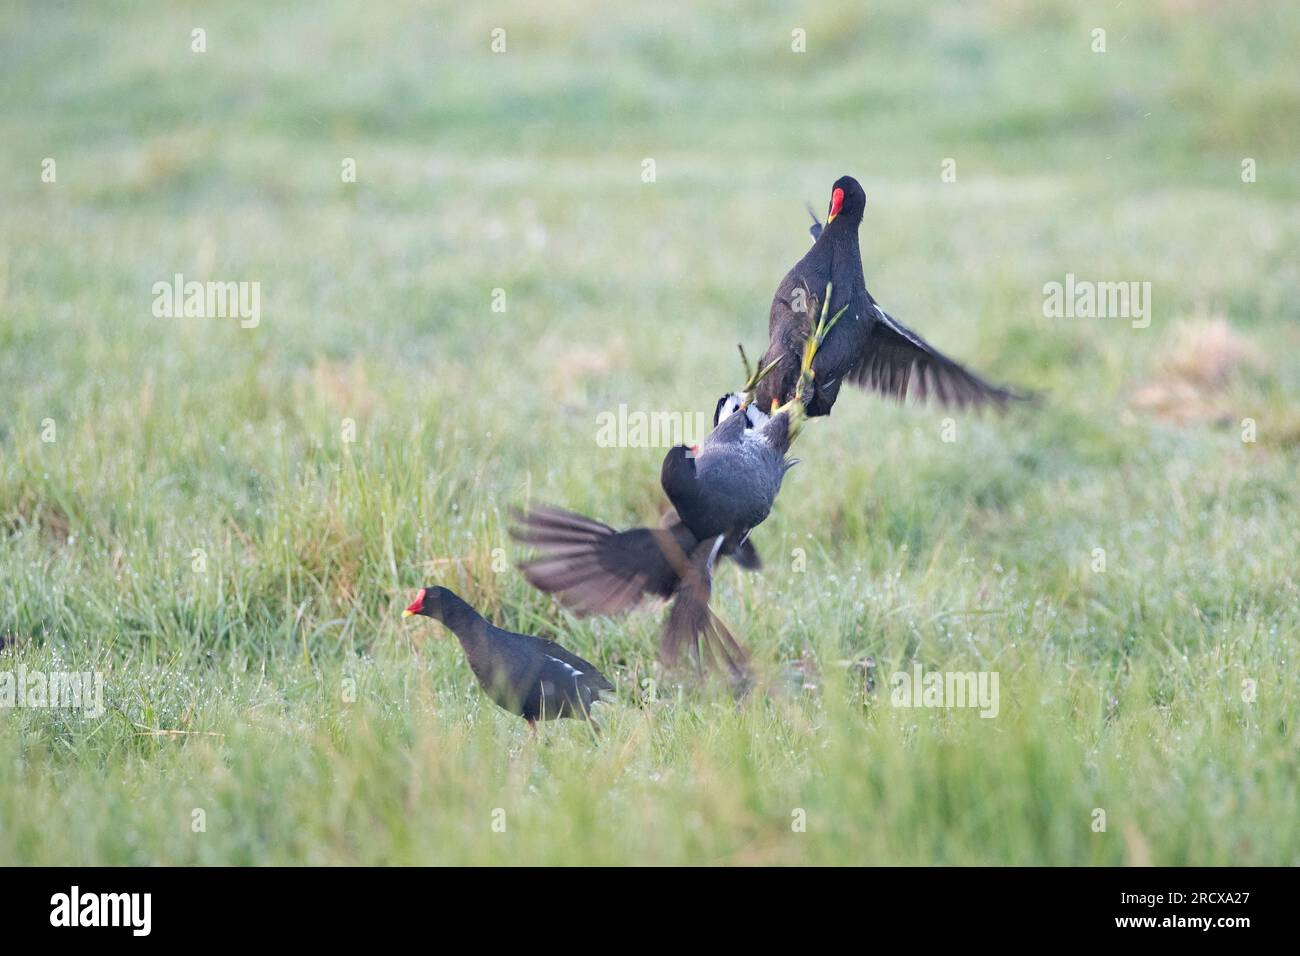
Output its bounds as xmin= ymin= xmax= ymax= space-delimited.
xmin=793 ymin=282 xmax=847 ymax=407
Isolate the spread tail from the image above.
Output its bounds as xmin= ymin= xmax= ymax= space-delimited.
xmin=661 ymin=536 xmax=751 ymax=682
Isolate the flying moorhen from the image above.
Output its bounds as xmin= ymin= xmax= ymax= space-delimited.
xmin=403 ymin=586 xmax=613 ymax=732
xmin=731 ymin=175 xmax=1024 ymax=420
xmin=512 ymin=394 xmax=805 ymax=679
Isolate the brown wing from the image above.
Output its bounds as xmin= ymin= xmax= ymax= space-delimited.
xmin=848 ymin=307 xmax=1025 ymax=409
xmin=510 ymin=506 xmax=696 ymax=616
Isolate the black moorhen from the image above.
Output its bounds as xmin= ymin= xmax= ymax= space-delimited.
xmin=744 ymin=175 xmax=1024 ymax=418
xmin=403 ymin=586 xmax=613 ymax=732
xmin=512 ymin=398 xmax=804 ymax=679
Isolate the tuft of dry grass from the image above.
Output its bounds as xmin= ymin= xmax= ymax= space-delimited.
xmin=1130 ymin=317 xmax=1266 ymax=424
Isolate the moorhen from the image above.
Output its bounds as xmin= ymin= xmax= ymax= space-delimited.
xmin=403 ymin=586 xmax=613 ymax=732
xmin=512 ymin=385 xmax=808 ymax=679
xmin=732 ymin=175 xmax=1024 ymax=420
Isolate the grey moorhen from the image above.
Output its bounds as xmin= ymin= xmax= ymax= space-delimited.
xmin=511 ymin=399 xmax=804 ymax=679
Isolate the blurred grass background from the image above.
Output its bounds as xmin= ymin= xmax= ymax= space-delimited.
xmin=0 ymin=0 xmax=1297 ymax=864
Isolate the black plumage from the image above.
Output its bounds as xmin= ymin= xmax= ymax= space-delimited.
xmin=403 ymin=586 xmax=612 ymax=730
xmin=752 ymin=175 xmax=1024 ymax=417
xmin=511 ymin=406 xmax=798 ymax=678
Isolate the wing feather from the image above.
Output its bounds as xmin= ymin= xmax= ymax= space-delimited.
xmin=848 ymin=307 xmax=1024 ymax=409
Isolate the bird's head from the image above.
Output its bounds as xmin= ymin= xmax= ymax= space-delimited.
xmin=825 ymin=175 xmax=866 ymax=227
xmin=403 ymin=586 xmax=452 ymax=625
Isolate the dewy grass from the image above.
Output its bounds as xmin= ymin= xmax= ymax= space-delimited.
xmin=0 ymin=0 xmax=1297 ymax=865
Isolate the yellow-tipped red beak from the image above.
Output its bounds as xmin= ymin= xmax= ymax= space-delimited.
xmin=826 ymin=186 xmax=844 ymax=224
xmin=402 ymin=589 xmax=425 ymax=618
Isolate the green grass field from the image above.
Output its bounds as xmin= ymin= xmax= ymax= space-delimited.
xmin=1 ymin=1 xmax=1297 ymax=865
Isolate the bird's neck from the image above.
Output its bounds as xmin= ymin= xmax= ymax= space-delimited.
xmin=825 ymin=218 xmax=861 ymax=255
xmin=805 ymin=220 xmax=860 ymax=279
xmin=437 ymin=593 xmax=488 ymax=648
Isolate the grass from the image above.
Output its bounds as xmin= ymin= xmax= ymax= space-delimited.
xmin=1 ymin=0 xmax=1298 ymax=865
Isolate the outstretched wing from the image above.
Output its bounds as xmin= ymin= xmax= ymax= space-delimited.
xmin=510 ymin=506 xmax=696 ymax=616
xmin=848 ymin=306 xmax=1025 ymax=409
